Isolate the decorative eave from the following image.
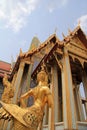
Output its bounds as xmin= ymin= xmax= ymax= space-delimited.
xmin=63 ymin=26 xmax=87 ymax=48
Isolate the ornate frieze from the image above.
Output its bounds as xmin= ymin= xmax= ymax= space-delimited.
xmin=67 ymin=43 xmax=87 ymax=59
xmin=69 ymin=53 xmax=87 ymax=68
xmin=66 ymin=37 xmax=87 ymax=60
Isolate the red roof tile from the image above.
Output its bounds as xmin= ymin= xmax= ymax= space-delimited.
xmin=0 ymin=61 xmax=11 ymax=78
xmin=0 ymin=61 xmax=11 ymax=71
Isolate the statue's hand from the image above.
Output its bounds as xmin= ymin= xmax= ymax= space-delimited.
xmin=17 ymin=98 xmax=20 ymax=106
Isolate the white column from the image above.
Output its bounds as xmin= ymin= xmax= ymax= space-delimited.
xmin=78 ymin=86 xmax=85 ymax=120
xmin=82 ymin=70 xmax=87 ymax=98
xmin=62 ymin=47 xmax=77 ymax=129
xmin=43 ymin=104 xmax=48 ymax=125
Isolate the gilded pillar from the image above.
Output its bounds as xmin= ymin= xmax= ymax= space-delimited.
xmin=48 ymin=108 xmax=52 ymax=130
xmin=62 ymin=47 xmax=77 ymax=129
xmin=61 ymin=67 xmax=68 ymax=128
xmin=43 ymin=104 xmax=48 ymax=125
xmin=48 ymin=67 xmax=55 ymax=130
xmin=13 ymin=62 xmax=25 ymax=104
xmin=26 ymin=64 xmax=33 ymax=92
xmin=53 ymin=64 xmax=59 ymax=122
xmin=0 ymin=120 xmax=4 ymax=130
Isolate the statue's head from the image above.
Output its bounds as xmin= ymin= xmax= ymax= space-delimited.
xmin=4 ymin=73 xmax=8 ymax=78
xmin=37 ymin=65 xmax=48 ymax=85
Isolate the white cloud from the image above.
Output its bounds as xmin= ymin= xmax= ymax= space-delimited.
xmin=47 ymin=0 xmax=68 ymax=13
xmin=0 ymin=0 xmax=39 ymax=32
xmin=76 ymin=15 xmax=87 ymax=34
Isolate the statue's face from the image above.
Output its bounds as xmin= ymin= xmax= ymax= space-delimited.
xmin=37 ymin=71 xmax=46 ymax=82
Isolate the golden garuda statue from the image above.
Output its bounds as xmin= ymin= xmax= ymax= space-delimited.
xmin=0 ymin=67 xmax=53 ymax=130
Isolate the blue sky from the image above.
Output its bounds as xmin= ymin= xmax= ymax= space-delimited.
xmin=0 ymin=0 xmax=87 ymax=63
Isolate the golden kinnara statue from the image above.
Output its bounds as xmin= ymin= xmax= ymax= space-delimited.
xmin=0 ymin=67 xmax=53 ymax=130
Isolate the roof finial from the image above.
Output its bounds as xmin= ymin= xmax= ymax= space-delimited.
xmin=68 ymin=28 xmax=72 ymax=34
xmin=62 ymin=32 xmax=66 ymax=38
xmin=19 ymin=48 xmax=23 ymax=55
xmin=54 ymin=27 xmax=58 ymax=34
xmin=35 ymin=33 xmax=37 ymax=37
xmin=78 ymin=20 xmax=81 ymax=27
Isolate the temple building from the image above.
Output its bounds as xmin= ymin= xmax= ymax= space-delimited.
xmin=0 ymin=26 xmax=87 ymax=130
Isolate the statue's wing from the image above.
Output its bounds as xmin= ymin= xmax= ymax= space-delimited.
xmin=0 ymin=107 xmax=12 ymax=121
xmin=0 ymin=101 xmax=29 ymax=127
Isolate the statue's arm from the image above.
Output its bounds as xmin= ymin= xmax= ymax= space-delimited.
xmin=45 ymin=87 xmax=54 ymax=108
xmin=20 ymin=89 xmax=33 ymax=108
xmin=21 ymin=89 xmax=34 ymax=98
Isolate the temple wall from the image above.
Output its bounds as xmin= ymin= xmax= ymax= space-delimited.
xmin=77 ymin=122 xmax=87 ymax=130
xmin=43 ymin=122 xmax=64 ymax=130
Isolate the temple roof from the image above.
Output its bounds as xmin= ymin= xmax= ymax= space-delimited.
xmin=0 ymin=60 xmax=11 ymax=78
xmin=10 ymin=26 xmax=87 ymax=80
xmin=63 ymin=26 xmax=87 ymax=48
